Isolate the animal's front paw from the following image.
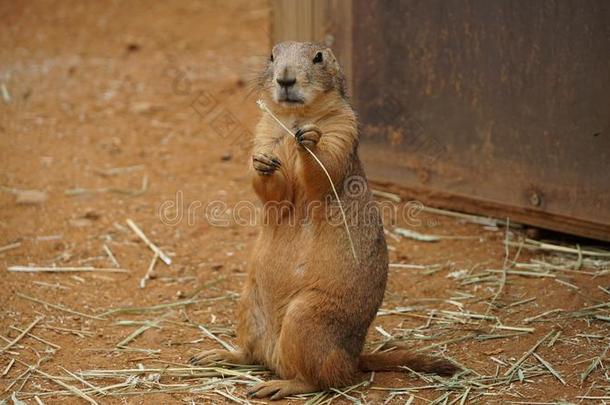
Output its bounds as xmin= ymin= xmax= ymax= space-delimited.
xmin=295 ymin=124 xmax=322 ymax=148
xmin=252 ymin=153 xmax=281 ymax=176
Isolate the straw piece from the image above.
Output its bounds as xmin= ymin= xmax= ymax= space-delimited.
xmin=139 ymin=252 xmax=159 ymax=288
xmin=503 ymin=330 xmax=554 ymax=376
xmin=494 ymin=325 xmax=535 ymax=333
xmin=116 ymin=313 xmax=169 ymax=348
xmin=458 ymin=386 xmax=471 ymax=405
xmin=580 ymin=343 xmax=610 ymax=382
xmin=0 ymin=242 xmax=21 ymax=254
xmin=420 ymin=206 xmax=506 ymax=227
xmin=33 ymin=368 xmax=99 ymax=405
xmin=8 ymin=326 xmax=60 ymax=350
xmin=371 ymin=189 xmax=401 ymax=203
xmin=524 ymin=309 xmax=563 ymax=324
xmin=16 ymin=293 xmax=105 ymax=321
xmin=59 ymin=367 xmax=108 ymax=396
xmin=95 ymin=164 xmax=144 ymax=177
xmin=394 ymin=228 xmax=440 ymax=242
xmin=8 ymin=266 xmax=128 ymax=273
xmin=0 ymin=317 xmax=42 ymax=353
xmin=2 ymin=358 xmax=15 ymax=377
xmin=103 ymin=244 xmax=120 ymax=268
xmin=1 ymin=83 xmax=11 ymax=103
xmin=532 ymin=353 xmax=565 ymax=385
xmin=100 ymin=298 xmax=201 ymax=316
xmin=40 ymin=325 xmax=94 ymax=338
xmin=198 ymin=325 xmax=236 ymax=352
xmin=126 ymin=219 xmax=172 ymax=265
xmin=546 ymin=331 xmax=562 ymax=348
xmin=507 ymin=239 xmax=610 ymax=258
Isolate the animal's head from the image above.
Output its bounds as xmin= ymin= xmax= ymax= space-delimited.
xmin=258 ymin=41 xmax=346 ymax=109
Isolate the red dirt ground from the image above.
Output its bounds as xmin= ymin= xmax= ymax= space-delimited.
xmin=1 ymin=1 xmax=609 ymax=404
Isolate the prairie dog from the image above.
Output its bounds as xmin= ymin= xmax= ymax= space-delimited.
xmin=190 ymin=41 xmax=457 ymax=399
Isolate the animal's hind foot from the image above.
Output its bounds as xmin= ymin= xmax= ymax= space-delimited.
xmin=247 ymin=379 xmax=319 ymax=400
xmin=188 ymin=349 xmax=247 ymax=366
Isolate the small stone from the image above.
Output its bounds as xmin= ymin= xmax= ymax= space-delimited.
xmin=84 ymin=210 xmax=101 ymax=220
xmin=126 ymin=43 xmax=141 ymax=52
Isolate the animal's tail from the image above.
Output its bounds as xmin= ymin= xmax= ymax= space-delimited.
xmin=359 ymin=349 xmax=458 ymax=376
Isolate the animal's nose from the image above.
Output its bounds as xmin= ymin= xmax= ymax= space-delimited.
xmin=276 ymin=77 xmax=296 ymax=88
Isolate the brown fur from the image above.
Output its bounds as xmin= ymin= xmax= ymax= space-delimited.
xmin=190 ymin=41 xmax=457 ymax=399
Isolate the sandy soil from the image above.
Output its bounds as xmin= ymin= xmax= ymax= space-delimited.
xmin=1 ymin=1 xmax=609 ymax=404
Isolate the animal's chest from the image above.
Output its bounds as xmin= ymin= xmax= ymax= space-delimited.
xmin=268 ymin=117 xmax=301 ymax=158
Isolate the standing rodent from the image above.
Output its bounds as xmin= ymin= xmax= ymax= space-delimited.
xmin=190 ymin=41 xmax=457 ymax=399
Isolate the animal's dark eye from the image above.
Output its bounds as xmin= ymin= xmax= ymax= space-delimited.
xmin=313 ymin=52 xmax=323 ymax=64
xmin=270 ymin=53 xmax=274 ymax=62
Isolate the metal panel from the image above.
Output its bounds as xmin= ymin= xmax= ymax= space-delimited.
xmin=353 ymin=0 xmax=610 ymax=240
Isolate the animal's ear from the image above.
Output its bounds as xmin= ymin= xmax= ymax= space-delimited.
xmin=324 ymin=48 xmax=347 ymax=97
xmin=324 ymin=48 xmax=339 ymax=69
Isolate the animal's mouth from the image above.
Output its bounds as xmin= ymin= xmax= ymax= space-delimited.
xmin=279 ymin=97 xmax=304 ymax=104
xmin=277 ymin=88 xmax=304 ymax=104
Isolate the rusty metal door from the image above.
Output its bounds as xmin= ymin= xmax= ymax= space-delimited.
xmin=353 ymin=0 xmax=610 ymax=240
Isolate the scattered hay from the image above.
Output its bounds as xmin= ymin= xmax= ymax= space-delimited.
xmin=3 ymin=207 xmax=609 ymax=403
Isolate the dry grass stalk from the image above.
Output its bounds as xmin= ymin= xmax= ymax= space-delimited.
xmin=389 ymin=263 xmax=429 ymax=270
xmin=580 ymin=343 xmax=610 ymax=383
xmin=508 ymin=238 xmax=610 ymax=258
xmin=100 ymin=298 xmax=203 ymax=316
xmin=198 ymin=325 xmax=237 ymax=352
xmin=8 ymin=266 xmax=128 ymax=273
xmin=8 ymin=326 xmax=60 ymax=350
xmin=2 ymin=358 xmax=15 ymax=377
xmin=126 ymin=219 xmax=172 ymax=265
xmin=32 ymin=367 xmax=99 ymax=405
xmin=39 ymin=325 xmax=94 ymax=338
xmin=3 ymin=357 xmax=47 ymax=395
xmin=532 ymin=353 xmax=565 ymax=385
xmin=0 ymin=242 xmax=21 ymax=253
xmin=16 ymin=292 xmax=105 ymax=320
xmin=95 ymin=164 xmax=144 ymax=177
xmin=60 ymin=367 xmax=108 ymax=396
xmin=257 ymin=99 xmax=358 ymax=263
xmin=371 ymin=189 xmax=401 ymax=203
xmin=0 ymin=317 xmax=42 ymax=353
xmin=103 ymin=244 xmax=120 ymax=268
xmin=116 ymin=313 xmax=170 ymax=348
xmin=31 ymin=281 xmax=70 ymax=290
xmin=393 ymin=228 xmax=440 ymax=242
xmin=139 ymin=252 xmax=159 ymax=288
xmin=503 ymin=330 xmax=554 ymax=377
xmin=523 ymin=309 xmax=563 ymax=324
